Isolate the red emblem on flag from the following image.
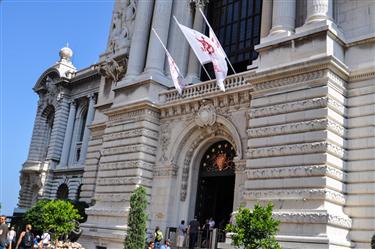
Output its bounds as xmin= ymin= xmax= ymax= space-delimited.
xmin=196 ymin=36 xmax=215 ymax=55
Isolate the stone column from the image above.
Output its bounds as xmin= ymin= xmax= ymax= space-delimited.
xmin=124 ymin=0 xmax=154 ymax=80
xmin=260 ymin=0 xmax=273 ymax=38
xmin=186 ymin=1 xmax=207 ymax=83
xmin=79 ymin=94 xmax=96 ymax=165
xmin=165 ymin=0 xmax=192 ymax=77
xmin=144 ymin=0 xmax=174 ymax=77
xmin=269 ymin=0 xmax=296 ymax=36
xmin=305 ymin=0 xmax=333 ymax=24
xmin=59 ymin=100 xmax=77 ymax=167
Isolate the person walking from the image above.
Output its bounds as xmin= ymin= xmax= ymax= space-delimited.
xmin=7 ymin=227 xmax=16 ymax=249
xmin=0 ymin=215 xmax=9 ymax=249
xmin=188 ymin=217 xmax=199 ymax=249
xmin=154 ymin=226 xmax=163 ymax=249
xmin=176 ymin=220 xmax=187 ymax=249
xmin=15 ymin=224 xmax=34 ymax=249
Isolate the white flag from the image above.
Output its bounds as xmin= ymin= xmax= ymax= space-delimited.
xmin=167 ymin=53 xmax=184 ymax=95
xmin=211 ymin=54 xmax=228 ymax=92
xmin=152 ymin=28 xmax=184 ymax=95
xmin=177 ymin=22 xmax=213 ymax=64
xmin=209 ymin=29 xmax=228 ymax=92
xmin=176 ymin=19 xmax=227 ymax=91
xmin=209 ymin=28 xmax=227 ymax=58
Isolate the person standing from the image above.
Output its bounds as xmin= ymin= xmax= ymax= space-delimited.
xmin=39 ymin=231 xmax=50 ymax=249
xmin=176 ymin=220 xmax=187 ymax=249
xmin=15 ymin=224 xmax=34 ymax=249
xmin=7 ymin=227 xmax=16 ymax=249
xmin=154 ymin=226 xmax=163 ymax=249
xmin=208 ymin=217 xmax=215 ymax=230
xmin=188 ymin=217 xmax=200 ymax=249
xmin=0 ymin=216 xmax=9 ymax=249
xmin=160 ymin=239 xmax=170 ymax=249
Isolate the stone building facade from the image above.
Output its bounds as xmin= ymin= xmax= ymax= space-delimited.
xmin=18 ymin=0 xmax=375 ymax=248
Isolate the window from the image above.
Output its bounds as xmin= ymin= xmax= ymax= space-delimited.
xmin=203 ymin=0 xmax=262 ymax=76
xmin=41 ymin=105 xmax=55 ymax=159
xmin=56 ymin=183 xmax=69 ymax=200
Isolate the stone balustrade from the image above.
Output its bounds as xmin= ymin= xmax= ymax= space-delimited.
xmin=160 ymin=71 xmax=251 ymax=104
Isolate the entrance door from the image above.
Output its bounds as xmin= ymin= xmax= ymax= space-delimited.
xmin=195 ymin=141 xmax=236 ymax=227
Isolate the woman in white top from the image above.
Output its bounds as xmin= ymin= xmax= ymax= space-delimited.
xmin=7 ymin=227 xmax=16 ymax=249
xmin=39 ymin=232 xmax=50 ymax=249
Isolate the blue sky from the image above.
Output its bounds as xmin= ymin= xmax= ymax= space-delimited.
xmin=0 ymin=0 xmax=114 ymax=215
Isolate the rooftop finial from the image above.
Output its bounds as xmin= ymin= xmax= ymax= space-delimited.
xmin=59 ymin=43 xmax=73 ymax=62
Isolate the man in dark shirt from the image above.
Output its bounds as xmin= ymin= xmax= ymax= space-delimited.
xmin=0 ymin=215 xmax=9 ymax=249
xmin=188 ymin=217 xmax=200 ymax=249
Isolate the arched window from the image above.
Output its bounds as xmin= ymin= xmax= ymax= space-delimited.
xmin=41 ymin=105 xmax=55 ymax=158
xmin=56 ymin=183 xmax=69 ymax=200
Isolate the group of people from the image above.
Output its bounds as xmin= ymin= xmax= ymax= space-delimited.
xmin=0 ymin=216 xmax=50 ymax=249
xmin=147 ymin=226 xmax=170 ymax=249
xmin=149 ymin=217 xmax=216 ymax=249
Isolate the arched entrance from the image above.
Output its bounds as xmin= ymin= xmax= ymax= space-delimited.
xmin=195 ymin=140 xmax=235 ymax=227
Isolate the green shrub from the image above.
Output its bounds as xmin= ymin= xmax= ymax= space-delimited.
xmin=371 ymin=233 xmax=375 ymax=249
xmin=24 ymin=200 xmax=81 ymax=240
xmin=226 ymin=203 xmax=281 ymax=249
xmin=124 ymin=186 xmax=148 ymax=249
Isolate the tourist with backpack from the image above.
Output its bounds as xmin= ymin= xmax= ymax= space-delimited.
xmin=153 ymin=227 xmax=163 ymax=249
xmin=15 ymin=224 xmax=34 ymax=249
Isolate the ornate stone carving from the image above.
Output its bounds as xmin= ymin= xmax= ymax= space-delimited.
xmin=247 ymin=142 xmax=345 ymax=159
xmin=244 ymin=188 xmax=345 ymax=205
xmin=247 ymin=165 xmax=345 ymax=181
xmin=100 ymin=161 xmax=154 ymax=171
xmin=104 ymin=128 xmax=159 ymax=142
xmin=272 ymin=211 xmax=352 ymax=228
xmin=153 ymin=163 xmax=178 ymax=177
xmin=248 ymin=119 xmax=345 ymax=138
xmin=158 ymin=129 xmax=169 ymax=162
xmin=252 ymin=70 xmax=325 ymax=92
xmin=102 ymin=144 xmax=157 ymax=156
xmin=248 ymin=119 xmax=327 ymax=138
xmin=107 ymin=0 xmax=137 ymax=55
xmin=249 ymin=97 xmax=329 ymax=118
xmin=195 ymin=101 xmax=217 ymax=127
xmin=99 ymin=57 xmax=127 ymax=82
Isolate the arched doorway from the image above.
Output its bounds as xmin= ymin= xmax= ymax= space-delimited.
xmin=195 ymin=140 xmax=236 ymax=227
xmin=56 ymin=183 xmax=69 ymax=200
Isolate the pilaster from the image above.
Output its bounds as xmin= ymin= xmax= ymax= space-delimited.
xmin=79 ymin=94 xmax=96 ymax=165
xmin=80 ymin=102 xmax=160 ymax=249
xmin=59 ymin=100 xmax=77 ymax=167
xmin=46 ymin=96 xmax=70 ymax=162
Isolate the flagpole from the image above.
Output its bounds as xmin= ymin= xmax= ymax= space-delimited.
xmin=151 ymin=28 xmax=184 ymax=78
xmin=198 ymin=8 xmax=237 ymax=75
xmin=173 ymin=16 xmax=212 ymax=81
